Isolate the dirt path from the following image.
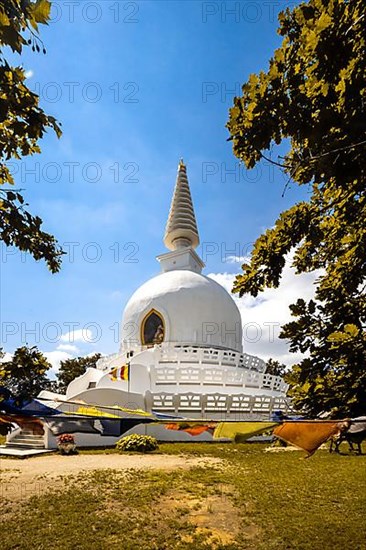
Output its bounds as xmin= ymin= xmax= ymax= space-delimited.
xmin=0 ymin=454 xmax=223 ymax=501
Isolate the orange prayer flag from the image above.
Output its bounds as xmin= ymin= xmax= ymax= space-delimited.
xmin=273 ymin=421 xmax=349 ymax=457
xmin=165 ymin=422 xmax=216 ymax=436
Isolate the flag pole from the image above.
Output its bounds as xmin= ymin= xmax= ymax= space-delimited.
xmin=128 ymin=361 xmax=130 ymax=395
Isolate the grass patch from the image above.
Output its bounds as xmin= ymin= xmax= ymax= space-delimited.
xmin=0 ymin=443 xmax=365 ymax=549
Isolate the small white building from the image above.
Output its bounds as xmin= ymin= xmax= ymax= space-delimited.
xmin=17 ymin=161 xmax=289 ymax=448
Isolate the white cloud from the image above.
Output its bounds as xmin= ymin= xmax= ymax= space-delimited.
xmin=109 ymin=290 xmax=124 ymax=301
xmin=224 ymin=255 xmax=249 ymax=264
xmin=208 ymin=255 xmax=321 ymax=366
xmin=24 ymin=69 xmax=33 ymax=79
xmin=44 ymin=350 xmax=73 ymax=374
xmin=60 ymin=328 xmax=94 ymax=344
xmin=0 ymin=352 xmax=13 ymax=363
xmin=56 ymin=343 xmax=80 ymax=353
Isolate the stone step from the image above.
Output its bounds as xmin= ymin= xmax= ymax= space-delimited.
xmin=11 ymin=437 xmax=44 ymax=444
xmin=11 ymin=435 xmax=44 ymax=441
xmin=6 ymin=441 xmax=45 ymax=449
xmin=6 ymin=428 xmax=45 ymax=449
xmin=10 ymin=435 xmax=44 ymax=441
xmin=0 ymin=447 xmax=53 ymax=457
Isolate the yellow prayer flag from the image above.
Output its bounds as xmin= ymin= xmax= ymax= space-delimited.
xmin=120 ymin=363 xmax=129 ymax=381
xmin=213 ymin=421 xmax=278 ymax=441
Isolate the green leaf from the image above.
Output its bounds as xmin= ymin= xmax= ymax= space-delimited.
xmin=344 ymin=324 xmax=360 ymax=337
xmin=316 ymin=12 xmax=332 ymax=32
xmin=227 ymin=0 xmax=366 ymax=418
xmin=31 ymin=0 xmax=51 ymax=25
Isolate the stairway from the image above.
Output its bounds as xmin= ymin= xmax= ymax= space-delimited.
xmin=6 ymin=429 xmax=45 ymax=450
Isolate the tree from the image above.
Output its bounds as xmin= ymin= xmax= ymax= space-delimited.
xmin=227 ymin=0 xmax=366 ymax=417
xmin=265 ymin=359 xmax=286 ymax=378
xmin=57 ymin=353 xmax=102 ymax=393
xmin=0 ymin=345 xmax=52 ymax=403
xmin=0 ymin=0 xmax=64 ymax=272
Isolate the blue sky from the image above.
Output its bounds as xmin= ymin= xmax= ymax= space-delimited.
xmin=1 ymin=1 xmax=314 ymax=371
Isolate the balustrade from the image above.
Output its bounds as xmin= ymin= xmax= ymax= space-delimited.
xmin=145 ymin=391 xmax=288 ymax=415
xmin=151 ymin=364 xmax=288 ymax=393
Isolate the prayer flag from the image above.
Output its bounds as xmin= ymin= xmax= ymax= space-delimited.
xmin=59 ymin=400 xmax=153 ymax=418
xmin=273 ymin=421 xmax=349 ymax=457
xmin=109 ymin=368 xmax=118 ymax=381
xmin=44 ymin=416 xmax=155 ymax=436
xmin=213 ymin=421 xmax=278 ymax=441
xmin=165 ymin=421 xmax=217 ymax=436
xmin=69 ymin=406 xmax=120 ymax=418
xmin=120 ymin=363 xmax=129 ymax=381
xmin=109 ymin=363 xmax=129 ymax=381
xmin=0 ymin=414 xmax=45 ymax=435
xmin=0 ymin=386 xmax=60 ymax=416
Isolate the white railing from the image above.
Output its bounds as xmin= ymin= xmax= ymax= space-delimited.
xmin=159 ymin=344 xmax=267 ymax=372
xmin=96 ymin=344 xmax=288 ymax=393
xmin=151 ymin=365 xmax=288 ymax=393
xmin=145 ymin=391 xmax=289 ymax=415
xmin=99 ymin=344 xmax=269 ymax=373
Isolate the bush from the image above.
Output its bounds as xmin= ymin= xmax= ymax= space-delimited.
xmin=57 ymin=433 xmax=77 ymax=455
xmin=58 ymin=434 xmax=75 ymax=445
xmin=116 ymin=434 xmax=158 ymax=453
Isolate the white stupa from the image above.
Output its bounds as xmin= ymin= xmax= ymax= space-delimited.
xmin=36 ymin=161 xmax=289 ymax=447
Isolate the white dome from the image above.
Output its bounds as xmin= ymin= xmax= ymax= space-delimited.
xmin=121 ymin=270 xmax=243 ymax=352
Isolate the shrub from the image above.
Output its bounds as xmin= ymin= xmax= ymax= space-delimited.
xmin=57 ymin=433 xmax=77 ymax=455
xmin=116 ymin=434 xmax=158 ymax=453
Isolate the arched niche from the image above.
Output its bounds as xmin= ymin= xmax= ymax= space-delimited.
xmin=141 ymin=309 xmax=165 ymax=346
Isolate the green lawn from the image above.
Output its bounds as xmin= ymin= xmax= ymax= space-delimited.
xmin=1 ymin=443 xmax=365 ymax=549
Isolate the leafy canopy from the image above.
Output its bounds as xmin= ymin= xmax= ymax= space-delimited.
xmin=0 ymin=345 xmax=52 ymax=402
xmin=0 ymin=0 xmax=63 ymax=272
xmin=265 ymin=359 xmax=287 ymax=378
xmin=57 ymin=353 xmax=102 ymax=393
xmin=227 ymin=0 xmax=366 ymax=417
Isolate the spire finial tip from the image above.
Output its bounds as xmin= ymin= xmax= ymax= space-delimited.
xmin=164 ymin=160 xmax=199 ymax=251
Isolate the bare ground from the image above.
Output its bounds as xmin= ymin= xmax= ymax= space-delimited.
xmin=0 ymin=454 xmax=223 ymax=501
